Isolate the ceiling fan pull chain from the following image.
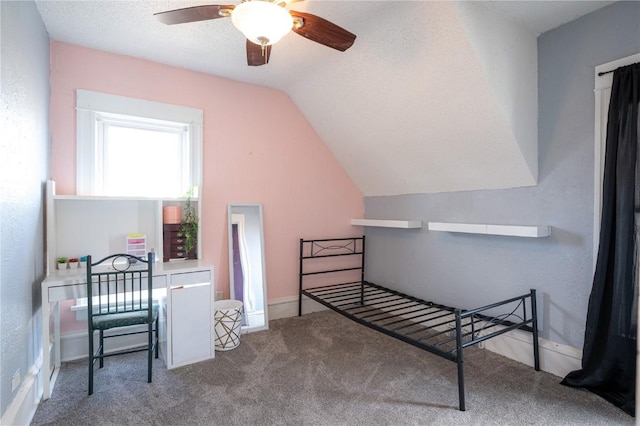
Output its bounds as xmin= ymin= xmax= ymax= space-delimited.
xmin=262 ymin=43 xmax=269 ymax=65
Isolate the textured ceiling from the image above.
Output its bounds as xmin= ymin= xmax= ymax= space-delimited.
xmin=35 ymin=0 xmax=615 ymax=196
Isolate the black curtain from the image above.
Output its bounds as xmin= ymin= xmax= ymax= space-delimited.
xmin=562 ymin=63 xmax=639 ymax=416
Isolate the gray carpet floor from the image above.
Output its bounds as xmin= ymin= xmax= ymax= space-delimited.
xmin=32 ymin=310 xmax=633 ymax=425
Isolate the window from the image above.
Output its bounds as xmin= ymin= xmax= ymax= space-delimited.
xmin=97 ymin=113 xmax=188 ymax=197
xmin=76 ymin=90 xmax=203 ymax=198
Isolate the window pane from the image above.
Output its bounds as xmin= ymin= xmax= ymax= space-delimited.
xmin=103 ymin=125 xmax=185 ymax=197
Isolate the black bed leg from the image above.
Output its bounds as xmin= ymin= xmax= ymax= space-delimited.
xmin=455 ymin=310 xmax=466 ymax=411
xmin=530 ymin=289 xmax=540 ymax=371
xmin=360 ymin=235 xmax=366 ymax=306
xmin=298 ymin=239 xmax=303 ymax=316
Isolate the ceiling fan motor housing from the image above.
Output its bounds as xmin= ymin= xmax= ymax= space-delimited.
xmin=231 ymin=1 xmax=293 ymax=46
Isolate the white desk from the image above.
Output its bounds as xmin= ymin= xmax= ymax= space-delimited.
xmin=41 ymin=260 xmax=214 ymax=400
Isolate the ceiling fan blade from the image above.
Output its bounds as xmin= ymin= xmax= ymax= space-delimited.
xmin=154 ymin=5 xmax=234 ymax=25
xmin=289 ymin=11 xmax=356 ymax=52
xmin=246 ymin=40 xmax=271 ymax=66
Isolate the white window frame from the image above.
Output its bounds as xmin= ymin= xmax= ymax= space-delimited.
xmin=76 ymin=89 xmax=203 ymax=197
xmin=593 ymin=53 xmax=640 ymax=271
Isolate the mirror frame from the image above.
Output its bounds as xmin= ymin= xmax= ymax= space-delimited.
xmin=227 ymin=203 xmax=268 ymax=333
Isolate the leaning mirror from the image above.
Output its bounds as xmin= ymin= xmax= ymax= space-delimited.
xmin=227 ymin=203 xmax=268 ymax=333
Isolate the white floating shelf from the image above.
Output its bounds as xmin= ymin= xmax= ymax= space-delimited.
xmin=427 ymin=222 xmax=551 ymax=238
xmin=351 ymin=219 xmax=423 ymax=229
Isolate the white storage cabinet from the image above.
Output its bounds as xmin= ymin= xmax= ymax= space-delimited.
xmin=166 ymin=269 xmax=214 ymax=368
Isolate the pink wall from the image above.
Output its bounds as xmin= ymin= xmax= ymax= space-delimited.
xmin=50 ymin=41 xmax=363 ymax=331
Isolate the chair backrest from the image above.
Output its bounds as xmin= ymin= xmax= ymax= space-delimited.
xmin=86 ymin=253 xmax=154 ymax=323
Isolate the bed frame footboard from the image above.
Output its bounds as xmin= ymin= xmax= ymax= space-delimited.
xmin=298 ymin=236 xmax=540 ymax=411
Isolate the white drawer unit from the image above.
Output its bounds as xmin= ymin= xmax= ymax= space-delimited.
xmin=126 ymin=234 xmax=147 ymax=257
xmin=171 ymin=270 xmax=211 ymax=286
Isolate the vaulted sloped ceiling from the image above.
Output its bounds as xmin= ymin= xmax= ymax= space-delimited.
xmin=35 ymin=1 xmax=613 ymax=197
xmin=288 ymin=1 xmax=538 ymax=196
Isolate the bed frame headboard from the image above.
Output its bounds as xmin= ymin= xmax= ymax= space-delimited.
xmin=298 ymin=236 xmax=365 ymax=316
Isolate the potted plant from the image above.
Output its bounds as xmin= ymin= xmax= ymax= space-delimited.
xmin=56 ymin=257 xmax=68 ymax=270
xmin=68 ymin=258 xmax=79 ymax=269
xmin=178 ymin=187 xmax=198 ymax=259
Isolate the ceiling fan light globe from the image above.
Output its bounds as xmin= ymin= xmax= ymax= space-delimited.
xmin=231 ymin=1 xmax=293 ymax=46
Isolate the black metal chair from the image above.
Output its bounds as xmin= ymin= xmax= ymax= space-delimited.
xmin=86 ymin=253 xmax=159 ymax=395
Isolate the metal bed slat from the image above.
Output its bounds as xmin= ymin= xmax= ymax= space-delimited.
xmin=377 ymin=306 xmax=440 ymax=327
xmin=329 ymin=296 xmax=389 ymax=308
xmin=338 ymin=293 xmax=403 ymax=309
xmin=357 ymin=298 xmax=417 ymax=313
xmin=350 ymin=291 xmax=407 ymax=304
xmin=390 ymin=310 xmax=456 ymax=332
xmin=361 ymin=310 xmax=421 ymax=325
xmin=357 ymin=301 xmax=420 ymax=319
xmin=335 ymin=297 xmax=399 ymax=310
xmin=336 ymin=298 xmax=392 ymax=310
xmin=317 ymin=287 xmax=386 ymax=301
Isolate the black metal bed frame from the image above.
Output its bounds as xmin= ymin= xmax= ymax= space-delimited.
xmin=298 ymin=236 xmax=540 ymax=411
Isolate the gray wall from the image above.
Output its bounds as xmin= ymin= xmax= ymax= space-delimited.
xmin=363 ymin=1 xmax=640 ymax=349
xmin=0 ymin=1 xmax=50 ymax=416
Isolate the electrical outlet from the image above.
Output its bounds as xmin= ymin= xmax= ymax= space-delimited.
xmin=11 ymin=369 xmax=20 ymax=392
xmin=216 ymin=291 xmax=223 ymax=300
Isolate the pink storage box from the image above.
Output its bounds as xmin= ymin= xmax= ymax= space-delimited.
xmin=163 ymin=206 xmax=182 ymax=224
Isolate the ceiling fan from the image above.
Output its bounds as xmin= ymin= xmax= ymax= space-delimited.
xmin=154 ymin=0 xmax=357 ymax=66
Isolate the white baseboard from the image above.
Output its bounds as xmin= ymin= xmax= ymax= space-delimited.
xmin=483 ymin=327 xmax=582 ymax=378
xmin=268 ymin=295 xmax=327 ymax=320
xmin=268 ymin=296 xmax=582 ymax=378
xmin=1 ymin=352 xmax=43 ymax=426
